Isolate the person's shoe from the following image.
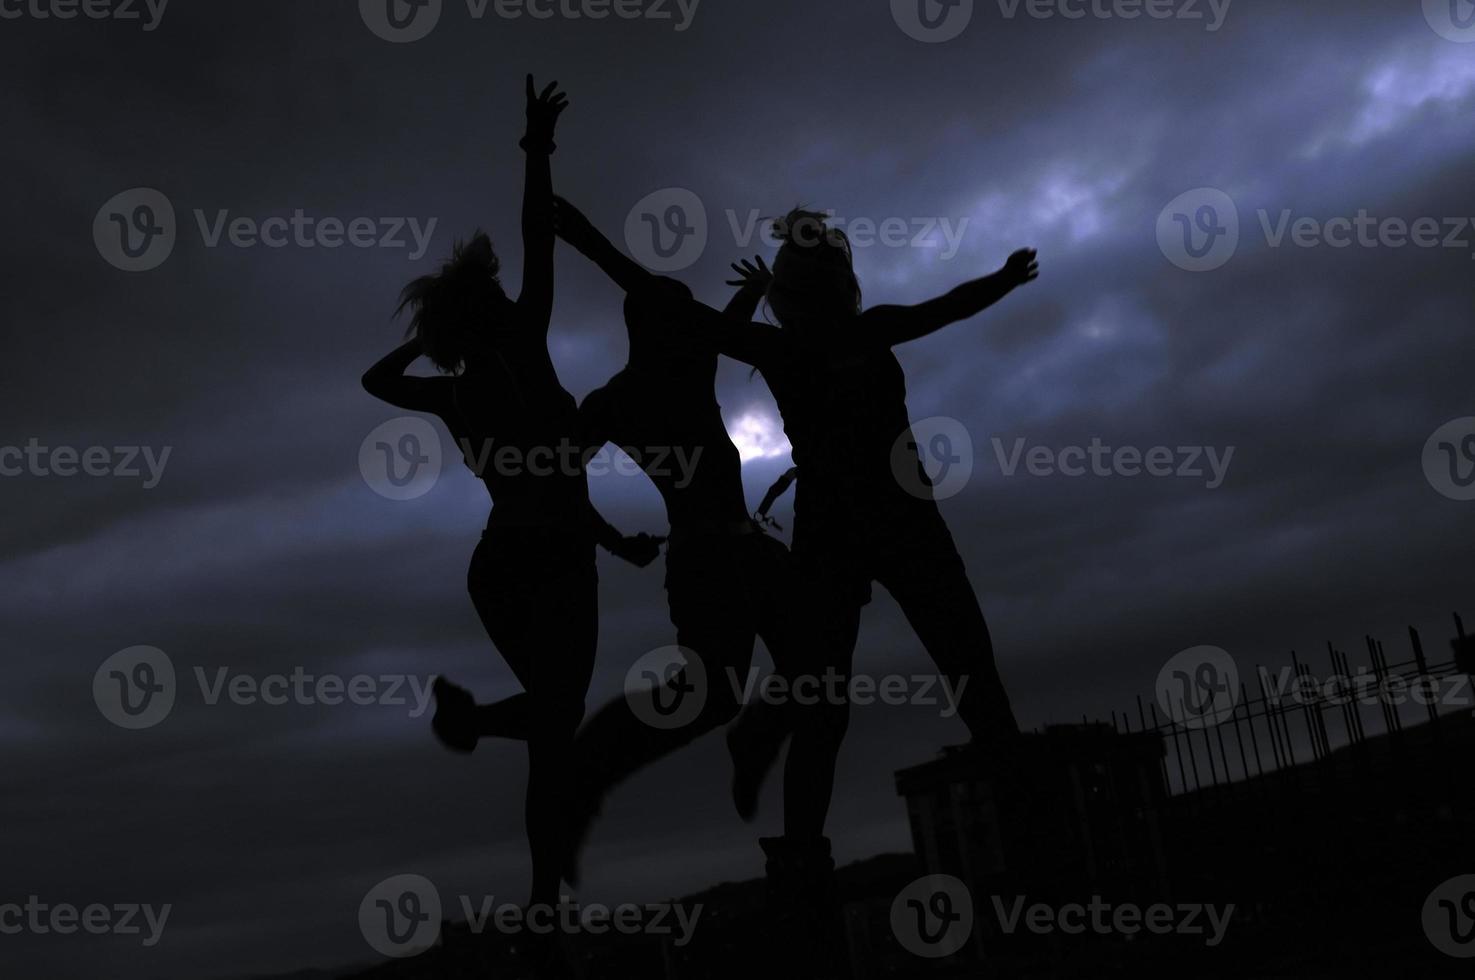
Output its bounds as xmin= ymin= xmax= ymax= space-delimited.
xmin=431 ymin=677 xmax=478 ymax=754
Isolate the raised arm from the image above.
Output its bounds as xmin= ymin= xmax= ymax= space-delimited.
xmin=698 ymin=255 xmax=784 ymax=367
xmin=682 ymin=297 xmax=783 ymax=369
xmin=516 ymin=75 xmax=568 ymax=333
xmin=551 ymin=195 xmax=653 ymax=295
xmin=585 ymin=502 xmax=663 ymax=567
xmin=865 ymin=248 xmax=1039 ymax=346
xmin=723 ymin=255 xmax=771 ymax=322
xmin=362 ymin=337 xmax=450 ymax=413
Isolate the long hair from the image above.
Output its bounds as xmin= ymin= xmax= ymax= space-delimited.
xmin=395 ymin=232 xmax=506 ymax=374
xmin=765 ymin=208 xmax=863 ymax=329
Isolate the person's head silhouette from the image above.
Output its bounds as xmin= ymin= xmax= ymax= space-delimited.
xmin=623 ymin=276 xmax=701 ymax=366
xmin=396 ymin=232 xmax=513 ymax=374
xmin=766 ymin=208 xmax=862 ymax=333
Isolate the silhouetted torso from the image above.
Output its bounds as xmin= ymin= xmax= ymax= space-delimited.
xmin=433 ymin=333 xmax=590 ymax=531
xmin=741 ymin=314 xmax=933 ymax=524
xmin=582 ymin=349 xmax=748 ymax=531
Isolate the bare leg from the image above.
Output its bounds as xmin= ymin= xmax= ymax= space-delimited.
xmin=466 ymin=534 xmax=598 ymax=909
xmin=874 ymin=511 xmax=1019 ymax=745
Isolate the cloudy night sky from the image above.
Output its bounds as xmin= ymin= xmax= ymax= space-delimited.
xmin=3 ymin=0 xmax=1474 ymax=976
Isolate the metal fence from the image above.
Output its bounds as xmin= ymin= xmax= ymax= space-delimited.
xmin=1103 ymin=613 xmax=1474 ymax=800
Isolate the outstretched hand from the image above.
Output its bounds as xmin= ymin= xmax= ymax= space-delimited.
xmin=725 ymin=255 xmax=773 ymax=292
xmin=524 ymin=74 xmax=569 ymax=148
xmin=1003 ymin=248 xmax=1039 ymax=287
xmin=612 ymin=532 xmax=665 ymax=568
xmin=552 ymin=195 xmax=598 ymax=251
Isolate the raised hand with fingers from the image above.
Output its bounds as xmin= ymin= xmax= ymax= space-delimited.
xmin=725 ymin=255 xmax=774 ymax=293
xmin=1004 ymin=247 xmax=1040 ymax=288
xmin=612 ymin=533 xmax=666 ymax=569
xmin=522 ymin=74 xmax=569 ymax=153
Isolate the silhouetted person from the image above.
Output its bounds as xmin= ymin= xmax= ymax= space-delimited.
xmin=361 ymin=78 xmax=657 ymax=927
xmin=702 ymin=211 xmax=1039 ymax=842
xmin=547 ymin=197 xmax=812 ymax=879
